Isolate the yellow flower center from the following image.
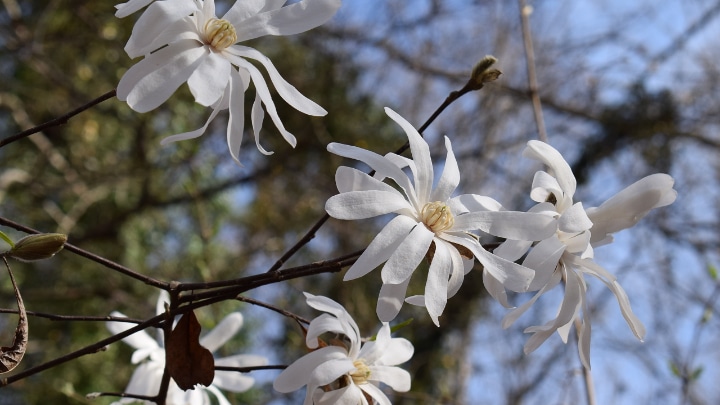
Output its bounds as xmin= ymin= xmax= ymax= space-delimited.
xmin=420 ymin=201 xmax=455 ymax=233
xmin=203 ymin=18 xmax=237 ymax=51
xmin=350 ymin=359 xmax=371 ymax=385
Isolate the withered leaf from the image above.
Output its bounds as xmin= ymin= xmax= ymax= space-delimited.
xmin=1 ymin=259 xmax=28 ymax=373
xmin=166 ymin=310 xmax=215 ymax=390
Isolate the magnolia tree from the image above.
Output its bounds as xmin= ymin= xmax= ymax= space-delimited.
xmin=0 ymin=0 xmax=681 ymax=404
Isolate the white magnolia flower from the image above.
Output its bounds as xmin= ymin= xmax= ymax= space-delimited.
xmin=274 ymin=293 xmax=414 ymax=405
xmin=117 ymin=0 xmax=341 ymax=164
xmin=325 ymin=107 xmax=557 ymax=325
xmin=495 ymin=140 xmax=677 ymax=367
xmin=106 ymin=292 xmax=267 ymax=405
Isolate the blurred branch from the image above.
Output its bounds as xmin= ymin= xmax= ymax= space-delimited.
xmin=518 ymin=0 xmax=547 ymax=142
xmin=0 ymin=89 xmax=116 ymax=149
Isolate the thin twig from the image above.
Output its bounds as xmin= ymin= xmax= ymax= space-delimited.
xmin=215 ymin=365 xmax=288 ymax=373
xmin=0 ymin=309 xmax=144 ymax=324
xmin=0 ymin=216 xmax=168 ymax=289
xmin=574 ymin=317 xmax=596 ymax=405
xmin=518 ymin=0 xmax=548 ymax=142
xmin=235 ymin=296 xmax=310 ymax=325
xmin=0 ymin=89 xmax=117 ymax=149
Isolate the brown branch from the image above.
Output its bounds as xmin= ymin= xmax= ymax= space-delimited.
xmin=235 ymin=296 xmax=310 ymax=325
xmin=215 ymin=365 xmax=287 ymax=373
xmin=0 ymin=89 xmax=117 ymax=149
xmin=0 ymin=216 xmax=169 ymax=289
xmin=0 ymin=309 xmax=144 ymax=324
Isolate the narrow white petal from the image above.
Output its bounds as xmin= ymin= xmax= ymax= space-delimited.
xmin=250 ymin=91 xmax=273 ymax=155
xmin=494 ymin=239 xmax=533 ymax=262
xmin=304 ymin=293 xmax=361 ymax=347
xmin=115 ymin=0 xmax=155 ymax=18
xmin=377 ymin=279 xmax=411 ymax=322
xmin=384 ymin=107 xmax=433 ymax=203
xmin=225 ymin=46 xmax=327 ymax=116
xmin=273 ymin=346 xmax=347 ymax=392
xmin=344 ymin=215 xmax=416 ymax=281
xmin=429 ymin=136 xmax=460 ymax=202
xmin=587 ymin=173 xmax=676 ymax=244
xmin=222 ymin=0 xmax=266 ymax=22
xmin=118 ymin=40 xmax=207 ymax=112
xmin=452 ymin=194 xmax=503 ymax=213
xmin=107 ymin=312 xmax=159 ymax=352
xmin=187 ymin=52 xmax=231 ymax=106
xmin=229 ymin=56 xmax=298 ymax=147
xmin=367 ymin=366 xmax=412 ymax=392
xmin=326 ymin=191 xmax=412 ymax=220
xmin=376 ymin=337 xmax=414 ymax=366
xmin=502 ymin=270 xmax=562 ymax=329
xmin=359 ymin=383 xmax=392 ymax=405
xmin=335 ymin=166 xmax=402 ymax=194
xmin=524 ymin=140 xmax=577 ymax=198
xmin=446 ymin=244 xmax=468 ymax=299
xmin=232 ymin=0 xmax=341 ymax=42
xmin=327 ymin=143 xmax=419 ymax=208
xmin=306 ymin=314 xmax=346 ymax=348
xmin=452 ymin=210 xmax=557 ymax=240
xmin=199 ymin=312 xmax=243 ymax=352
xmin=227 ymin=68 xmax=247 ymax=165
xmin=159 ymin=99 xmax=224 ymax=146
xmin=424 ymin=240 xmax=452 ymax=326
xmin=442 ymin=233 xmax=535 ymax=292
xmin=124 ymin=1 xmax=198 ymax=57
xmin=382 ymin=225 xmax=434 ymax=284
xmin=483 ymin=269 xmax=511 ymax=308
xmin=523 ymin=236 xmax=566 ymax=290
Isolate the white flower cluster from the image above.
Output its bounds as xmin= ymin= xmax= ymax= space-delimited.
xmin=111 ymin=0 xmax=677 ymax=403
xmin=115 ymin=0 xmax=340 ymax=165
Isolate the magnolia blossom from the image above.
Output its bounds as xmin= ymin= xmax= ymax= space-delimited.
xmin=495 ymin=140 xmax=677 ymax=367
xmin=106 ymin=292 xmax=267 ymax=404
xmin=274 ymin=293 xmax=414 ymax=405
xmin=325 ymin=107 xmax=557 ymax=325
xmin=117 ymin=0 xmax=340 ymax=164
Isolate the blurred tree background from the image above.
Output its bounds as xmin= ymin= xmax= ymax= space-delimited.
xmin=1 ymin=0 xmax=719 ymax=404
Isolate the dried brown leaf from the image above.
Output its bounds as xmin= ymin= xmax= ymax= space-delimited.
xmin=166 ymin=310 xmax=214 ymax=390
xmin=1 ymin=258 xmax=28 ymax=373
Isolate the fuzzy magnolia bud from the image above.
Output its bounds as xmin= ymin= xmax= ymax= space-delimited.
xmin=8 ymin=233 xmax=67 ymax=262
xmin=469 ymin=55 xmax=502 ymax=89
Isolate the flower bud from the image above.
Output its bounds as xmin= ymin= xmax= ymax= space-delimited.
xmin=8 ymin=233 xmax=67 ymax=262
xmin=470 ymin=55 xmax=502 ymax=89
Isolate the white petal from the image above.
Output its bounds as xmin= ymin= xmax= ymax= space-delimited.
xmin=115 ymin=0 xmax=154 ymax=18
xmin=501 ymin=269 xmax=563 ymax=328
xmin=359 ymin=383 xmax=392 ymax=405
xmin=494 ymin=239 xmax=533 ymax=262
xmin=523 ymin=236 xmax=566 ymax=290
xmin=452 ymin=210 xmax=557 ymax=240
xmin=559 ymin=202 xmax=593 ymax=233
xmin=524 ymin=140 xmax=576 ymax=198
xmin=228 ymin=56 xmax=298 ymax=147
xmin=159 ymin=96 xmax=225 ymax=145
xmin=124 ymin=1 xmax=198 ymax=57
xmin=424 ymin=240 xmax=452 ymax=326
xmin=442 ymin=233 xmax=535 ymax=292
xmin=232 ymin=0 xmax=341 ymax=42
xmin=227 ymin=68 xmax=247 ymax=165
xmin=273 ymin=346 xmax=347 ymax=392
xmin=429 ymin=136 xmax=460 ymax=202
xmin=375 ymin=338 xmax=414 ymax=366
xmin=446 ymin=245 xmax=469 ymax=299
xmin=122 ymin=361 xmax=164 ymax=397
xmin=327 ymin=143 xmax=419 ymax=208
xmin=367 ymin=366 xmax=412 ymax=392
xmin=118 ymin=40 xmax=207 ymax=113
xmin=204 ymin=385 xmax=233 ymax=405
xmin=483 ymin=269 xmax=511 ymax=308
xmin=222 ymin=0 xmax=266 ymax=22
xmin=225 ymin=46 xmax=327 ymax=116
xmin=213 ymin=371 xmax=255 ymax=393
xmin=381 ymin=224 xmax=434 ymax=284
xmin=107 ymin=312 xmax=159 ymax=352
xmin=335 ymin=166 xmax=399 ymax=194
xmin=377 ymin=278 xmax=411 ymax=322
xmin=384 ymin=107 xmax=433 ymax=203
xmin=325 ymin=190 xmax=412 ymax=220
xmin=304 ymin=293 xmax=360 ymax=348
xmin=452 ymin=194 xmax=503 ymax=213
xmin=344 ymin=215 xmax=416 ymax=281
xmin=187 ymin=52 xmax=231 ymax=106
xmin=587 ymin=173 xmax=676 ymax=244
xmin=199 ymin=312 xmax=243 ymax=352
xmin=250 ymin=91 xmax=273 ymax=155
